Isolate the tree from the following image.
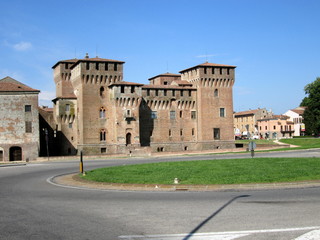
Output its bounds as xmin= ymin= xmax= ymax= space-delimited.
xmin=300 ymin=77 xmax=320 ymax=135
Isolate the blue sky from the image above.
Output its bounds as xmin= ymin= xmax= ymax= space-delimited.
xmin=1 ymin=0 xmax=319 ymax=114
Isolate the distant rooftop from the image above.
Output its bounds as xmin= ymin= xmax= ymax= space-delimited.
xmin=0 ymin=76 xmax=40 ymax=92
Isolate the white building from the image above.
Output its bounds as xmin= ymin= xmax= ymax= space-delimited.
xmin=284 ymin=107 xmax=306 ymax=136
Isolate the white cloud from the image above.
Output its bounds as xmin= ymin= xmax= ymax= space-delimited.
xmin=13 ymin=41 xmax=32 ymax=51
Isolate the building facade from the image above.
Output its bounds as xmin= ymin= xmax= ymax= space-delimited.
xmin=257 ymin=115 xmax=294 ymax=139
xmin=234 ymin=108 xmax=272 ymax=139
xmin=284 ymin=107 xmax=306 ymax=136
xmin=0 ymin=77 xmax=40 ymax=162
xmin=42 ymin=55 xmax=236 ymax=155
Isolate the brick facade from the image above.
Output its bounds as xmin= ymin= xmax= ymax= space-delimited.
xmin=45 ymin=55 xmax=236 ymax=156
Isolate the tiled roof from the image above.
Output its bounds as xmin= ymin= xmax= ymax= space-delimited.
xmin=142 ymin=84 xmax=196 ymax=90
xmin=148 ymin=72 xmax=181 ymax=80
xmin=180 ymin=62 xmax=236 ymax=73
xmin=0 ymin=76 xmax=40 ymax=92
xmin=257 ymin=115 xmax=289 ymax=121
xmin=234 ymin=109 xmax=259 ymax=116
xmin=52 ymin=56 xmax=125 ymax=69
xmin=108 ymin=81 xmax=144 ymax=87
xmin=173 ymin=80 xmax=193 ymax=86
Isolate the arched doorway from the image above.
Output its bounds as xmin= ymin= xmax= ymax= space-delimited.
xmin=10 ymin=146 xmax=22 ymax=161
xmin=126 ymin=133 xmax=132 ymax=146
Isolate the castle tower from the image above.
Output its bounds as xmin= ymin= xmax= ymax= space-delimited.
xmin=180 ymin=62 xmax=236 ymax=146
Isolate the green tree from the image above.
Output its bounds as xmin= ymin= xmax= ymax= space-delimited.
xmin=301 ymin=77 xmax=320 ymax=135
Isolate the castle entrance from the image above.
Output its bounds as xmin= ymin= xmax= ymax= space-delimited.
xmin=126 ymin=133 xmax=132 ymax=146
xmin=9 ymin=147 xmax=22 ymax=161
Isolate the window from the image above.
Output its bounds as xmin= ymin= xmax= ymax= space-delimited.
xmin=65 ymin=63 xmax=69 ymax=69
xmin=151 ymin=111 xmax=157 ymax=119
xmin=100 ymin=129 xmax=106 ymax=141
xmin=95 ymin=62 xmax=99 ymax=70
xmin=114 ymin=63 xmax=118 ymax=71
xmin=131 ymin=86 xmax=135 ymax=93
xmin=100 ymin=107 xmax=106 ymax=118
xmin=204 ymin=67 xmax=207 ymax=74
xmin=169 ymin=129 xmax=172 ymax=137
xmin=25 ymin=105 xmax=31 ymax=112
xmin=265 ymin=126 xmax=267 ymax=130
xmin=180 ymin=111 xmax=183 ymax=118
xmin=164 ymin=90 xmax=167 ymax=96
xmin=273 ymin=125 xmax=276 ymax=130
xmin=69 ymin=123 xmax=72 ymax=129
xmin=191 ymin=111 xmax=196 ymax=119
xmin=214 ymin=128 xmax=220 ymax=140
xmin=188 ymin=90 xmax=192 ymax=97
xmin=101 ymin=148 xmax=106 ymax=153
xmin=25 ymin=121 xmax=32 ymax=133
xmin=164 ymin=81 xmax=168 ymax=85
xmin=155 ymin=90 xmax=159 ymax=96
xmin=86 ymin=62 xmax=90 ymax=70
xmin=105 ymin=63 xmax=108 ymax=71
xmin=180 ymin=90 xmax=183 ymax=96
xmin=192 ymin=128 xmax=195 ymax=136
xmin=66 ymin=104 xmax=70 ymax=112
xmin=172 ymin=90 xmax=175 ymax=96
xmin=121 ymin=86 xmax=125 ymax=93
xmin=227 ymin=68 xmax=230 ymax=75
xmin=212 ymin=67 xmax=215 ymax=74
xmin=214 ymin=89 xmax=218 ymax=97
xmin=180 ymin=129 xmax=183 ymax=136
xmin=147 ymin=89 xmax=150 ymax=96
xmin=219 ymin=108 xmax=225 ymax=117
xmin=220 ymin=68 xmax=223 ymax=74
xmin=100 ymin=87 xmax=105 ymax=97
xmin=170 ymin=111 xmax=176 ymax=119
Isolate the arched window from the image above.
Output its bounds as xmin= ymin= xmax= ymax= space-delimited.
xmin=100 ymin=86 xmax=106 ymax=97
xmin=99 ymin=107 xmax=106 ymax=118
xmin=214 ymin=89 xmax=219 ymax=97
xmin=100 ymin=129 xmax=106 ymax=141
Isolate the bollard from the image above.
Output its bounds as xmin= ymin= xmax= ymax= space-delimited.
xmin=80 ymin=151 xmax=84 ymax=174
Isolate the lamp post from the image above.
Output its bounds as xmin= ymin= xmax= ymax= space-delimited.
xmin=43 ymin=128 xmax=49 ymax=161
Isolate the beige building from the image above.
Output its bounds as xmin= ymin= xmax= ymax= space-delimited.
xmin=42 ymin=55 xmax=236 ymax=155
xmin=0 ymin=77 xmax=40 ymax=162
xmin=284 ymin=107 xmax=306 ymax=136
xmin=257 ymin=115 xmax=294 ymax=139
xmin=234 ymin=108 xmax=272 ymax=139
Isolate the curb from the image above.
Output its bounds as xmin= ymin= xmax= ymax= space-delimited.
xmin=0 ymin=163 xmax=27 ymax=168
xmin=52 ymin=173 xmax=320 ymax=192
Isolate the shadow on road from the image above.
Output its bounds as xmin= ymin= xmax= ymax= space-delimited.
xmin=183 ymin=194 xmax=250 ymax=240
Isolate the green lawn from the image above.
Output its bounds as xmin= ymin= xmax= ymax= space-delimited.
xmin=235 ymin=139 xmax=278 ymax=145
xmin=82 ymin=157 xmax=320 ymax=185
xmin=279 ymin=138 xmax=320 ymax=149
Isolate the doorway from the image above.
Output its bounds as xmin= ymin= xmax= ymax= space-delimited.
xmin=126 ymin=133 xmax=132 ymax=146
xmin=9 ymin=147 xmax=22 ymax=161
xmin=0 ymin=150 xmax=3 ymax=161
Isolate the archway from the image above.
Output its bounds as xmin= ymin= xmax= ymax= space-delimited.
xmin=9 ymin=146 xmax=22 ymax=161
xmin=126 ymin=133 xmax=132 ymax=146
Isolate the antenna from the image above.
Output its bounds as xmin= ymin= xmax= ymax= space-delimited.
xmin=166 ymin=61 xmax=169 ymax=73
xmin=95 ymin=44 xmax=99 ymax=58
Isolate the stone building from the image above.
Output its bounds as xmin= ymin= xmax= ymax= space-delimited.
xmin=42 ymin=55 xmax=236 ymax=156
xmin=234 ymin=108 xmax=273 ymax=139
xmin=0 ymin=77 xmax=40 ymax=161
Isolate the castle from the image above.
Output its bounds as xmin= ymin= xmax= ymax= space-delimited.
xmin=44 ymin=54 xmax=236 ymax=156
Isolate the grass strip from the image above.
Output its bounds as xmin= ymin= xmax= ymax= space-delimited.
xmin=82 ymin=157 xmax=320 ymax=185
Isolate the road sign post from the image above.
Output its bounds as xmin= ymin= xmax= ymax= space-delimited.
xmin=248 ymin=141 xmax=257 ymax=158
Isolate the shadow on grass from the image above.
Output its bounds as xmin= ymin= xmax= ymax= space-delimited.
xmin=183 ymin=194 xmax=250 ymax=240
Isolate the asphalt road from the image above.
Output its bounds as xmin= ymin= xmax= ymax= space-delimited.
xmin=1 ymin=150 xmax=320 ymax=240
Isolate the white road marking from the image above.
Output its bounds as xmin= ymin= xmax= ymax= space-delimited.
xmin=118 ymin=226 xmax=320 ymax=240
xmin=294 ymin=229 xmax=320 ymax=240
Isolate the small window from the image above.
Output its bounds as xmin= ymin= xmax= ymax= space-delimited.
xmin=65 ymin=63 xmax=69 ymax=69
xmin=86 ymin=62 xmax=90 ymax=70
xmin=121 ymin=86 xmax=125 ymax=93
xmin=170 ymin=111 xmax=176 ymax=119
xmin=95 ymin=62 xmax=99 ymax=70
xmin=192 ymin=128 xmax=195 ymax=136
xmin=214 ymin=128 xmax=220 ymax=140
xmin=66 ymin=104 xmax=70 ymax=112
xmin=204 ymin=67 xmax=207 ymax=74
xmin=155 ymin=90 xmax=159 ymax=96
xmin=114 ymin=63 xmax=118 ymax=71
xmin=100 ymin=129 xmax=106 ymax=141
xmin=151 ymin=111 xmax=157 ymax=119
xmin=180 ymin=129 xmax=183 ymax=136
xmin=164 ymin=90 xmax=167 ymax=96
xmin=100 ymin=107 xmax=106 ymax=118
xmin=180 ymin=90 xmax=183 ymax=96
xmin=227 ymin=68 xmax=230 ymax=75
xmin=100 ymin=87 xmax=105 ymax=97
xmin=219 ymin=108 xmax=225 ymax=117
xmin=101 ymin=148 xmax=107 ymax=153
xmin=212 ymin=67 xmax=215 ymax=74
xmin=188 ymin=90 xmax=192 ymax=97
xmin=172 ymin=90 xmax=175 ymax=96
xmin=180 ymin=111 xmax=183 ymax=118
xmin=131 ymin=86 xmax=135 ymax=93
xmin=265 ymin=126 xmax=267 ymax=130
xmin=25 ymin=105 xmax=31 ymax=112
xmin=69 ymin=123 xmax=72 ymax=129
xmin=273 ymin=125 xmax=276 ymax=130
xmin=147 ymin=89 xmax=150 ymax=96
xmin=214 ymin=89 xmax=219 ymax=97
xmin=169 ymin=129 xmax=172 ymax=137
xmin=220 ymin=68 xmax=223 ymax=74
xmin=105 ymin=63 xmax=108 ymax=71
xmin=191 ymin=111 xmax=196 ymax=119
xmin=25 ymin=121 xmax=32 ymax=133
xmin=164 ymin=81 xmax=168 ymax=85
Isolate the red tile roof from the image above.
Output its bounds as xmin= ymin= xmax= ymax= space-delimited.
xmin=108 ymin=81 xmax=144 ymax=87
xmin=180 ymin=62 xmax=236 ymax=73
xmin=142 ymin=84 xmax=196 ymax=90
xmin=234 ymin=109 xmax=259 ymax=116
xmin=148 ymin=73 xmax=181 ymax=81
xmin=0 ymin=76 xmax=40 ymax=92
